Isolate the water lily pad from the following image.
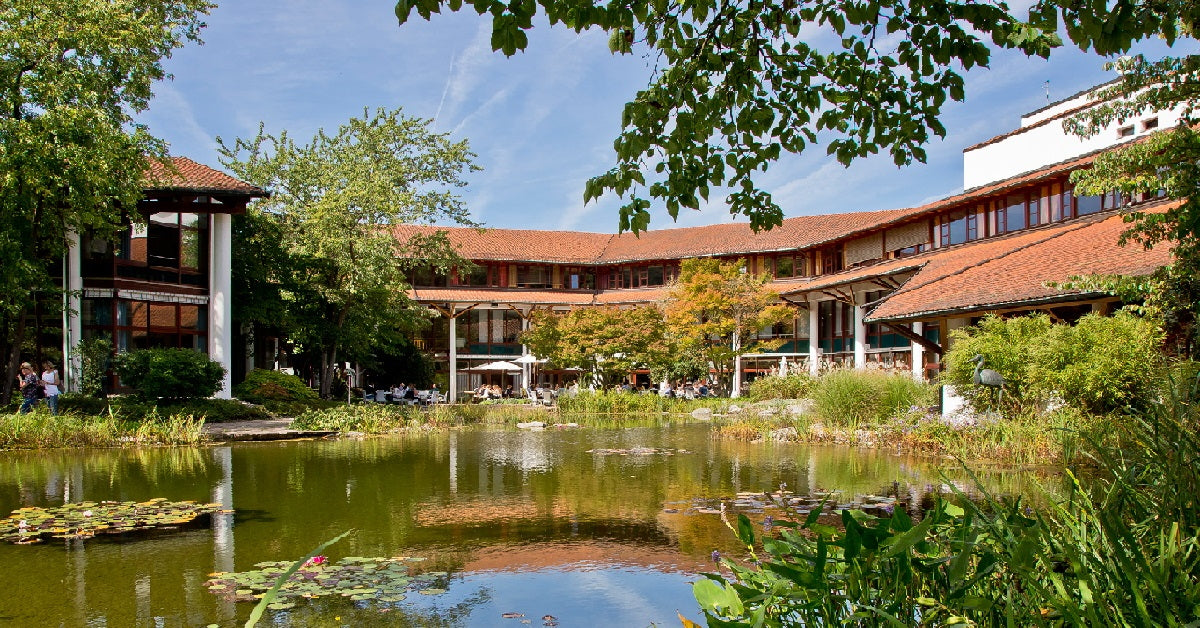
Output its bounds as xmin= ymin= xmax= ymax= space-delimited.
xmin=1 ymin=499 xmax=225 ymax=544
xmin=205 ymin=555 xmax=443 ymax=610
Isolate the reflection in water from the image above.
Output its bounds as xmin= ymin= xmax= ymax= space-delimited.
xmin=0 ymin=425 xmax=1044 ymax=625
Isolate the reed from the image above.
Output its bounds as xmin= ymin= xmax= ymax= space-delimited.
xmin=0 ymin=410 xmax=206 ymax=449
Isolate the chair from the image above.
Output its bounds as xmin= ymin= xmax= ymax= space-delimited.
xmin=375 ymin=390 xmax=389 ymax=403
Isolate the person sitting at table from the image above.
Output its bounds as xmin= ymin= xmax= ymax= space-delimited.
xmin=488 ymin=384 xmax=502 ymax=399
xmin=404 ymin=386 xmax=416 ymax=402
xmin=503 ymin=385 xmax=513 ymax=399
xmin=392 ymin=384 xmax=405 ymax=400
xmin=473 ymin=384 xmax=489 ymax=401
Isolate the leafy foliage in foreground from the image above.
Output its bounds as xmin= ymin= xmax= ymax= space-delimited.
xmin=291 ymin=403 xmax=424 ymax=433
xmin=691 ymin=376 xmax=1200 ymax=626
xmin=2 ymin=498 xmax=224 ymax=544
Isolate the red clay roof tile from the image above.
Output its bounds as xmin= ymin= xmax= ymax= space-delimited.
xmin=866 ymin=202 xmax=1177 ymax=322
xmin=145 ymin=157 xmax=267 ymax=196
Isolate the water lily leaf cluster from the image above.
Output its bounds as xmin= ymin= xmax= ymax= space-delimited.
xmin=2 ymin=498 xmax=226 ymax=544
xmin=205 ymin=556 xmax=447 ymax=610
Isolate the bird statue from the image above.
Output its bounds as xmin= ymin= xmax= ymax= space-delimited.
xmin=970 ymin=354 xmax=1005 ymax=407
xmin=970 ymin=355 xmax=1004 ymax=387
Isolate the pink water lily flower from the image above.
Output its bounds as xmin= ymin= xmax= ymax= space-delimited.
xmin=303 ymin=555 xmax=327 ymax=567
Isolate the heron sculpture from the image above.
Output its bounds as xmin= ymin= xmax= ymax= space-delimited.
xmin=970 ymin=354 xmax=1005 ymax=407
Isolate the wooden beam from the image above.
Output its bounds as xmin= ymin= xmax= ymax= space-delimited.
xmin=881 ymin=322 xmax=943 ymax=355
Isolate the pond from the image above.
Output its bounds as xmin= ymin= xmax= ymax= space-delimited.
xmin=0 ymin=424 xmax=1033 ymax=626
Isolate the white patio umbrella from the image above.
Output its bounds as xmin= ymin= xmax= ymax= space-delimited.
xmin=469 ymin=360 xmax=522 ymax=371
xmin=514 ymin=354 xmax=541 ymax=391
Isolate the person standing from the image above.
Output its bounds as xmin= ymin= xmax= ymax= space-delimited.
xmin=16 ymin=362 xmax=41 ymax=414
xmin=40 ymin=361 xmax=61 ymax=416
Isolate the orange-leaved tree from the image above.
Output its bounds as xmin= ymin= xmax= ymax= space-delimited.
xmin=664 ymin=258 xmax=793 ymax=397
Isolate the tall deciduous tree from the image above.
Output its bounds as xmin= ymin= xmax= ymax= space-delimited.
xmin=395 ymin=0 xmax=1189 ymax=233
xmin=219 ymin=108 xmax=479 ymax=397
xmin=1063 ymin=33 xmax=1200 ymax=356
xmin=0 ymin=0 xmax=212 ymax=401
xmin=664 ymin=258 xmax=792 ymax=396
xmin=522 ymin=305 xmax=670 ymax=388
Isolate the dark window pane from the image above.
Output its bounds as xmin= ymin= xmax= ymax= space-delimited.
xmin=776 ymin=256 xmax=794 ymax=277
xmin=1076 ymin=194 xmax=1103 ymax=216
xmin=648 ymin=266 xmax=664 ymax=286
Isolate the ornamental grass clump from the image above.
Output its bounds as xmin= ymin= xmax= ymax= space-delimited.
xmin=0 ymin=410 xmax=206 ymax=450
xmin=810 ymin=369 xmax=936 ymax=428
xmin=744 ymin=373 xmax=815 ymax=401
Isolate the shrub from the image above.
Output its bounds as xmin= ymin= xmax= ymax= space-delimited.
xmin=944 ymin=313 xmax=1165 ymax=416
xmin=158 ymin=398 xmax=271 ymax=423
xmin=58 ymin=393 xmax=108 ymax=416
xmin=76 ymin=337 xmax=113 ymax=397
xmin=113 ymin=348 xmax=225 ymax=400
xmin=1028 ymin=312 xmax=1163 ymax=414
xmin=234 ymin=369 xmax=318 ymax=404
xmin=744 ymin=374 xmax=815 ymax=401
xmin=941 ymin=314 xmax=1054 ymax=412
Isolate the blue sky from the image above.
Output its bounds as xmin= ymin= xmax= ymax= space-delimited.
xmin=141 ymin=2 xmax=1177 ymax=233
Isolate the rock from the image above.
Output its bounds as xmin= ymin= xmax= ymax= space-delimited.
xmin=769 ymin=427 xmax=799 ymax=442
xmin=757 ymin=407 xmax=778 ymax=418
xmin=787 ymin=399 xmax=813 ymax=416
xmin=728 ymin=404 xmax=743 ymax=413
xmin=516 ymin=421 xmax=546 ymax=430
xmin=691 ymin=407 xmax=713 ymax=420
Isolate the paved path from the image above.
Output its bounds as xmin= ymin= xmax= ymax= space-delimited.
xmin=203 ymin=418 xmax=337 ymax=442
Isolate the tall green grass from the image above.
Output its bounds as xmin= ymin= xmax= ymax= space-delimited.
xmin=557 ymin=389 xmax=728 ymax=415
xmin=809 ymin=368 xmax=936 ymax=427
xmin=0 ymin=410 xmax=206 ymax=449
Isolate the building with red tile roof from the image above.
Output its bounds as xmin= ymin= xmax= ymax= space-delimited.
xmin=401 ymin=87 xmax=1176 ymax=404
xmin=59 ymin=157 xmax=267 ymax=397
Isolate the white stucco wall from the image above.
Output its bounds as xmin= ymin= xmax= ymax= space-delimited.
xmin=964 ymin=100 xmax=1186 ymax=190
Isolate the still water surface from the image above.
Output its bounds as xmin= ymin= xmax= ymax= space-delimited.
xmin=0 ymin=424 xmax=1014 ymax=626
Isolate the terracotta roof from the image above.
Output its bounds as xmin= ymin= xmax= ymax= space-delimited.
xmin=393 ymin=224 xmax=613 ymax=264
xmin=409 ymin=287 xmax=596 ymax=306
xmin=596 ymin=208 xmax=912 ymax=262
xmin=865 ymin=202 xmax=1177 ymax=322
xmin=144 ymin=157 xmax=267 ymax=196
xmin=593 ymin=287 xmax=670 ymax=304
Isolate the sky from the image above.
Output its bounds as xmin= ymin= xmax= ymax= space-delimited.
xmin=140 ymin=2 xmax=1181 ymax=234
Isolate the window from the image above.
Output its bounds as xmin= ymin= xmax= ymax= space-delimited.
xmin=1117 ymin=125 xmax=1135 ymax=138
xmin=563 ymin=266 xmax=594 ymax=290
xmin=462 ymin=264 xmax=489 ymax=286
xmin=516 ymin=265 xmax=550 ymax=288
xmin=1142 ymin=117 xmax=1159 ymax=131
xmin=820 ymin=247 xmax=843 ymax=274
xmin=773 ymin=255 xmax=794 ymax=278
xmin=938 ymin=210 xmax=976 ymax=246
xmin=891 ymin=244 xmax=928 ymax=258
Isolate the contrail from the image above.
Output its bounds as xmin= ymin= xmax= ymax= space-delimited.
xmin=433 ymin=51 xmax=457 ymax=125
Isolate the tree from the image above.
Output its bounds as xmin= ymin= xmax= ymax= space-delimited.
xmin=219 ymin=108 xmax=478 ymax=397
xmin=663 ymin=258 xmax=792 ymax=396
xmin=0 ymin=0 xmax=212 ymax=401
xmin=395 ymin=0 xmax=1188 ymax=233
xmin=1064 ymin=40 xmax=1200 ymax=357
xmin=521 ymin=305 xmax=670 ymax=388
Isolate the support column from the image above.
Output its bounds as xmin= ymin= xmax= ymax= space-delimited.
xmin=853 ymin=302 xmax=867 ymax=369
xmin=64 ymin=231 xmax=83 ymax=393
xmin=520 ymin=315 xmax=530 ymax=393
xmin=731 ymin=331 xmax=742 ymax=398
xmin=911 ymin=321 xmax=925 ymax=381
xmin=209 ymin=214 xmax=232 ymax=399
xmin=808 ymin=298 xmax=820 ymax=376
xmin=449 ymin=307 xmax=458 ymax=403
